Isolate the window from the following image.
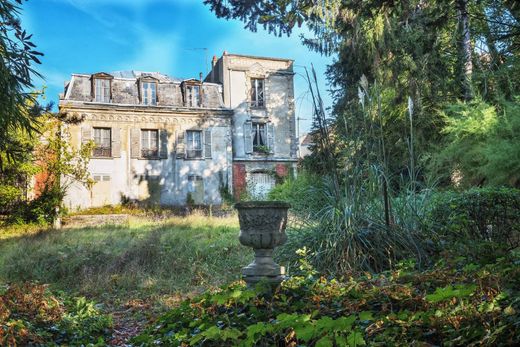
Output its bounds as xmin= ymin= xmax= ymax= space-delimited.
xmin=186 ymin=130 xmax=202 ymax=159
xmin=250 ymin=78 xmax=264 ymax=107
xmin=141 ymin=129 xmax=159 ymax=158
xmin=252 ymin=122 xmax=267 ymax=153
xmin=93 ymin=127 xmax=111 ymax=157
xmin=186 ymin=85 xmax=201 ymax=107
xmin=95 ymin=79 xmax=111 ymax=103
xmin=187 ymin=175 xmax=204 ymax=204
xmin=141 ymin=82 xmax=157 ymax=105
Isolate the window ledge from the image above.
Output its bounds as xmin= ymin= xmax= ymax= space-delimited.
xmin=91 ymin=156 xmax=115 ymax=159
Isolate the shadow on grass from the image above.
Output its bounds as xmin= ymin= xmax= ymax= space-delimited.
xmin=0 ymin=216 xmax=250 ymax=306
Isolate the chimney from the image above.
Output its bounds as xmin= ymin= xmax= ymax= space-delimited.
xmin=199 ymin=72 xmax=203 ymax=83
xmin=210 ymin=55 xmax=218 ymax=82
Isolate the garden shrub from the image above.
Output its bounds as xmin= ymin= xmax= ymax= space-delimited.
xmin=0 ymin=282 xmax=112 ymax=346
xmin=429 ymin=188 xmax=520 ymax=250
xmin=268 ymin=171 xmax=326 ymax=218
xmin=133 ymin=249 xmax=520 ymax=346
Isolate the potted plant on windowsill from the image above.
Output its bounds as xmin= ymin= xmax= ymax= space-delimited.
xmin=254 ymin=145 xmax=271 ymax=156
xmin=235 ymin=201 xmax=290 ymax=286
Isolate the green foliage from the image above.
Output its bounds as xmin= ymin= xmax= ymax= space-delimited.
xmin=133 ymin=249 xmax=520 ymax=346
xmin=429 ymin=98 xmax=520 ymax=187
xmin=0 ymin=0 xmax=46 ymax=164
xmin=0 ymin=282 xmax=111 ymax=346
xmin=0 ymin=113 xmax=93 ymax=226
xmin=0 ymin=215 xmax=248 ymax=302
xmin=428 ymin=188 xmax=520 ymax=250
xmin=267 ymin=171 xmax=325 ymax=218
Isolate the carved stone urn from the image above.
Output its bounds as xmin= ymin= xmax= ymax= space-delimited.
xmin=235 ymin=201 xmax=290 ymax=286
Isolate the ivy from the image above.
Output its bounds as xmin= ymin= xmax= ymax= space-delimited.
xmin=133 ymin=248 xmax=520 ymax=346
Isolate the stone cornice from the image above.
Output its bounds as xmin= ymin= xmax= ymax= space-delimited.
xmin=58 ymin=100 xmax=233 ymax=116
xmin=59 ymin=106 xmax=232 ymax=126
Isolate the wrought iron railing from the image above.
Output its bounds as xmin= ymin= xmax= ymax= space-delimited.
xmin=93 ymin=147 xmax=111 ymax=157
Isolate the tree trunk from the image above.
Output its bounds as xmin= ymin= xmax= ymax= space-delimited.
xmin=457 ymin=0 xmax=473 ymax=101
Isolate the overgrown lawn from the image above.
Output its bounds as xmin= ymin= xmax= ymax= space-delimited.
xmin=0 ymin=214 xmax=248 ymax=309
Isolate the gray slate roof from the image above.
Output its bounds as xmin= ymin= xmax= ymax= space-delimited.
xmin=109 ymin=70 xmax=184 ymax=83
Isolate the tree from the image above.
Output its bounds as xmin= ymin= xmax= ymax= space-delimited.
xmin=0 ymin=0 xmax=45 ymax=166
xmin=205 ymin=0 xmax=520 ymax=188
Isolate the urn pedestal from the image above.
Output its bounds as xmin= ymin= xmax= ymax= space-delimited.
xmin=235 ymin=201 xmax=290 ymax=286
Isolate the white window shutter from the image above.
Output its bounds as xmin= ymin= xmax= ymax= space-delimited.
xmin=243 ymin=120 xmax=253 ymax=154
xmin=111 ymin=127 xmax=121 ymax=157
xmin=204 ymin=129 xmax=212 ymax=159
xmin=267 ymin=122 xmax=275 ymax=153
xmin=130 ymin=128 xmax=140 ymax=158
xmin=176 ymin=130 xmax=186 ymax=159
xmin=81 ymin=125 xmax=92 ymax=145
xmin=159 ymin=129 xmax=168 ymax=159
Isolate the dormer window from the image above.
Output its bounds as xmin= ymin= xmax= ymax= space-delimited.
xmin=91 ymin=73 xmax=113 ymax=103
xmin=141 ymin=81 xmax=157 ymax=105
xmin=94 ymin=78 xmax=111 ymax=103
xmin=186 ymin=85 xmax=201 ymax=107
xmin=182 ymin=80 xmax=202 ymax=107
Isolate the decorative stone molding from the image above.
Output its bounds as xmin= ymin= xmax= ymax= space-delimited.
xmin=65 ymin=111 xmax=230 ymax=127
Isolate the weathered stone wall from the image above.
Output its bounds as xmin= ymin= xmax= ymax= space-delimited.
xmin=61 ymin=214 xmax=130 ymax=228
xmin=219 ymin=54 xmax=298 ymax=198
xmin=61 ymin=107 xmax=233 ymax=209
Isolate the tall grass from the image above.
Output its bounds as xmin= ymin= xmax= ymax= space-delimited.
xmin=276 ymin=70 xmax=434 ymax=274
xmin=0 ymin=213 xmax=249 ymax=306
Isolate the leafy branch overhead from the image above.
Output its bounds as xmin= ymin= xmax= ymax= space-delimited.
xmin=0 ymin=0 xmax=45 ymax=165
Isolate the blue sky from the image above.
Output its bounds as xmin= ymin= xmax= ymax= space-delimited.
xmin=21 ymin=0 xmax=333 ymax=134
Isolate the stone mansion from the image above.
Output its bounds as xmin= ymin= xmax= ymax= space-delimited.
xmin=59 ymin=53 xmax=297 ymax=208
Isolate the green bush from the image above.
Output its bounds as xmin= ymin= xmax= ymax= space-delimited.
xmin=428 ymin=98 xmax=520 ymax=187
xmin=133 ymin=250 xmax=520 ymax=346
xmin=268 ymin=172 xmax=326 ymax=218
xmin=429 ymin=188 xmax=520 ymax=250
xmin=0 ymin=282 xmax=111 ymax=346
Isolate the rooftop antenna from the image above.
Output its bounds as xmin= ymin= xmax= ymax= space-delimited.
xmin=186 ymin=48 xmax=209 ymax=76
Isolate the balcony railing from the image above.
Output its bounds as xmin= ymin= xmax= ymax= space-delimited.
xmin=186 ymin=149 xmax=203 ymax=159
xmin=141 ymin=149 xmax=159 ymax=158
xmin=93 ymin=147 xmax=111 ymax=158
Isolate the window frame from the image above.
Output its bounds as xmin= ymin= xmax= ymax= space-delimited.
xmin=185 ymin=130 xmax=203 ymax=159
xmin=141 ymin=129 xmax=159 ymax=158
xmin=92 ymin=127 xmax=112 ymax=158
xmin=183 ymin=81 xmax=202 ymax=107
xmin=252 ymin=122 xmax=267 ymax=153
xmin=250 ymin=78 xmax=265 ymax=108
xmin=141 ymin=81 xmax=158 ymax=106
xmin=94 ymin=78 xmax=111 ymax=103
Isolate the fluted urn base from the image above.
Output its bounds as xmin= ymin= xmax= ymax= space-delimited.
xmin=242 ymin=249 xmax=286 ymax=285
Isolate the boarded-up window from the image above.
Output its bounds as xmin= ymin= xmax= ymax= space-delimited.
xmin=247 ymin=172 xmax=275 ymax=199
xmin=188 ymin=175 xmax=204 ymax=204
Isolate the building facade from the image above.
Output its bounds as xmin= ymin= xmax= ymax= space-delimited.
xmin=59 ymin=53 xmax=297 ymax=209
